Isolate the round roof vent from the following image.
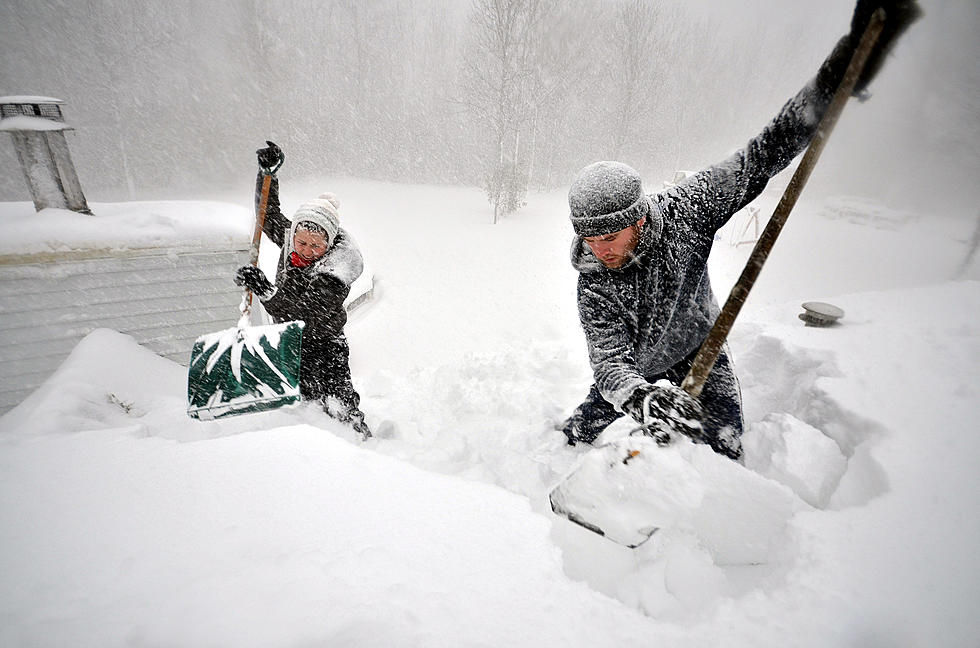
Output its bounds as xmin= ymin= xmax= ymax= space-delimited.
xmin=799 ymin=301 xmax=844 ymax=327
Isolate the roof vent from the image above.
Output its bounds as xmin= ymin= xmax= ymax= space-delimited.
xmin=1 ymin=96 xmax=90 ymax=214
xmin=799 ymin=301 xmax=844 ymax=327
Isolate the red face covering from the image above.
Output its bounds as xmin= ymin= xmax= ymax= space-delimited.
xmin=289 ymin=251 xmax=312 ymax=268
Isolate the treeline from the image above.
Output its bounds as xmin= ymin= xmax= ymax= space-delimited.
xmin=4 ymin=0 xmax=939 ymax=213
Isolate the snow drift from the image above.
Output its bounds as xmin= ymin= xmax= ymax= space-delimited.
xmin=1 ymin=180 xmax=978 ymax=647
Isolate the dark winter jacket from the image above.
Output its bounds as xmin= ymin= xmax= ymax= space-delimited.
xmin=254 ymin=173 xmax=364 ymax=399
xmin=573 ymin=40 xmax=853 ymax=410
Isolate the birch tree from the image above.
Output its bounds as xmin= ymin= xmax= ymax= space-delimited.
xmin=461 ymin=0 xmax=555 ymax=222
xmin=608 ymin=0 xmax=665 ymax=161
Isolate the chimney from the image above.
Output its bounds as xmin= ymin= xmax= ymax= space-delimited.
xmin=1 ymin=96 xmax=91 ymax=214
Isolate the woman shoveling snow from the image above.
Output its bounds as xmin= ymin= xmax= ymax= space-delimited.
xmin=235 ymin=141 xmax=372 ymax=438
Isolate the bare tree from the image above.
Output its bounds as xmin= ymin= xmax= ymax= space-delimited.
xmin=607 ymin=0 xmax=663 ymax=160
xmin=460 ymin=0 xmax=556 ymax=222
xmin=957 ymin=211 xmax=980 ymax=279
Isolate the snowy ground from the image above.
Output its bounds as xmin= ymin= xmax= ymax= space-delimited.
xmin=1 ymin=178 xmax=978 ymax=647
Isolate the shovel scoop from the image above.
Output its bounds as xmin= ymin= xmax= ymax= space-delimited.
xmin=186 ymin=319 xmax=304 ymax=420
xmin=186 ymin=169 xmax=305 ymax=420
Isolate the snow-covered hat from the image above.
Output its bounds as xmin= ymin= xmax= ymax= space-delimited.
xmin=568 ymin=161 xmax=651 ymax=237
xmin=290 ymin=192 xmax=341 ymax=248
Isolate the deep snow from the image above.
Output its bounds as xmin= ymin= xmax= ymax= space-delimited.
xmin=1 ymin=177 xmax=978 ymax=647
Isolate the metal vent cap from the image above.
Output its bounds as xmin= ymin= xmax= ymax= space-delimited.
xmin=799 ymin=301 xmax=844 ymax=327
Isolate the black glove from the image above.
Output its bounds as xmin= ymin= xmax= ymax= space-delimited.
xmin=234 ymin=265 xmax=275 ymax=300
xmin=623 ymin=381 xmax=705 ymax=446
xmin=256 ymin=140 xmax=284 ymax=175
xmin=848 ymin=0 xmax=923 ymax=96
xmin=711 ymin=427 xmax=743 ymax=462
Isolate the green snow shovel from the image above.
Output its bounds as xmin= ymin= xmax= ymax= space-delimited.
xmin=186 ymin=172 xmax=305 ymax=420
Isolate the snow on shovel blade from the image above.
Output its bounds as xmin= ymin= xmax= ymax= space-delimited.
xmin=550 ymin=435 xmax=803 ymax=564
xmin=186 ymin=321 xmax=304 ymax=420
xmin=550 ymin=436 xmax=676 ymax=548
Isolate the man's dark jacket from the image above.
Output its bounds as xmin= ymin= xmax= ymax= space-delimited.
xmin=573 ymin=47 xmax=851 ymax=410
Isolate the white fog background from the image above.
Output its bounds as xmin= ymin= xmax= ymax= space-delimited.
xmin=1 ymin=0 xmax=977 ymax=218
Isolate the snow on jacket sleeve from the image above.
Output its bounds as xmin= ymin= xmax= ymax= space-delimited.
xmin=254 ymin=171 xmax=290 ymax=248
xmin=578 ymin=273 xmax=648 ymax=410
xmin=670 ymin=35 xmax=853 ymax=235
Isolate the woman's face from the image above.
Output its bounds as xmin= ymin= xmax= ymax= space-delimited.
xmin=293 ymin=228 xmax=328 ymax=262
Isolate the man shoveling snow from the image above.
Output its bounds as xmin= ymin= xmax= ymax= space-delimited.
xmin=559 ymin=0 xmax=921 ymax=460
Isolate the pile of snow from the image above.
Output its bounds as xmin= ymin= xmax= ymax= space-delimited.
xmin=0 ymin=332 xmax=658 ymax=646
xmin=0 ymin=201 xmax=250 ymax=256
xmin=1 ymin=178 xmax=978 ymax=647
xmin=551 ymin=434 xmax=803 ymax=564
xmin=744 ymin=412 xmax=848 ymax=508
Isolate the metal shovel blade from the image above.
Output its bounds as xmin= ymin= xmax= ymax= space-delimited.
xmin=186 ymin=320 xmax=304 ymax=420
xmin=549 ymin=436 xmax=666 ymax=548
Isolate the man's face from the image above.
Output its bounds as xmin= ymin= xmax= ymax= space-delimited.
xmin=583 ymin=217 xmax=645 ymax=269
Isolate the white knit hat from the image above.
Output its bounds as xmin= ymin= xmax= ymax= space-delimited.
xmin=291 ymin=192 xmax=341 ymax=248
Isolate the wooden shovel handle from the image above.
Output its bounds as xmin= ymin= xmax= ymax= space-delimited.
xmin=681 ymin=10 xmax=886 ymax=398
xmin=242 ymin=172 xmax=273 ymax=317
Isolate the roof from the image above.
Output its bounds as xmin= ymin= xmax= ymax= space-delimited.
xmin=0 ymin=96 xmax=64 ymax=104
xmin=0 ymin=200 xmax=252 ymax=257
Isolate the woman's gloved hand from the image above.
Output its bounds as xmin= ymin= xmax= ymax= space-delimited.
xmin=256 ymin=140 xmax=284 ymax=175
xmin=234 ymin=265 xmax=276 ymax=301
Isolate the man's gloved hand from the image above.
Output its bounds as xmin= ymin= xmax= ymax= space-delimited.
xmin=234 ymin=265 xmax=275 ymax=301
xmin=256 ymin=140 xmax=284 ymax=175
xmin=623 ymin=381 xmax=705 ymax=446
xmin=710 ymin=427 xmax=743 ymax=462
xmin=848 ymin=0 xmax=922 ymax=96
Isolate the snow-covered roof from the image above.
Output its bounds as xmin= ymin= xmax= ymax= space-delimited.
xmin=0 ymin=200 xmax=252 ymax=258
xmin=0 ymin=115 xmax=71 ymax=132
xmin=0 ymin=96 xmax=64 ymax=104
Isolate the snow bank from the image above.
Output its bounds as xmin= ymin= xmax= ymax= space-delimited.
xmin=552 ymin=434 xmax=803 ymax=564
xmin=743 ymin=412 xmax=847 ymax=508
xmin=0 ymin=423 xmax=679 ymax=647
xmin=0 ymin=336 xmax=668 ymax=648
xmin=0 ymin=328 xmax=187 ymax=439
xmin=1 ymin=181 xmax=978 ymax=647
